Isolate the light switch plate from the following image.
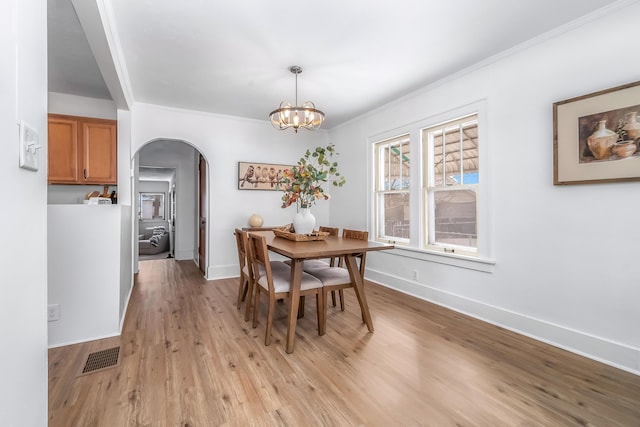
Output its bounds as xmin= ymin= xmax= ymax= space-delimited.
xmin=19 ymin=121 xmax=40 ymax=171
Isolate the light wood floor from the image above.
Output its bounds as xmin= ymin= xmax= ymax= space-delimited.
xmin=49 ymin=259 xmax=640 ymax=426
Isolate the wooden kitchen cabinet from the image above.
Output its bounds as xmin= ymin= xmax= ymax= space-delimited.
xmin=48 ymin=114 xmax=117 ymax=184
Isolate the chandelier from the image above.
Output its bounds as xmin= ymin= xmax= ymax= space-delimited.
xmin=269 ymin=66 xmax=325 ymax=132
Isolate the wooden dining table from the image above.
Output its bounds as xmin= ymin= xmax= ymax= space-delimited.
xmin=249 ymin=230 xmax=394 ymax=353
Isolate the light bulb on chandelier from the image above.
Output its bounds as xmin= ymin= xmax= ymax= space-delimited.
xmin=269 ymin=66 xmax=325 ymax=132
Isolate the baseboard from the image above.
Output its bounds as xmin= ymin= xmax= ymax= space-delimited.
xmin=48 ymin=332 xmax=121 ymax=349
xmin=366 ymin=268 xmax=640 ymax=376
xmin=207 ymin=264 xmax=238 ymax=281
xmin=174 ymin=249 xmax=194 ymax=260
xmin=119 ymin=281 xmax=134 ymax=333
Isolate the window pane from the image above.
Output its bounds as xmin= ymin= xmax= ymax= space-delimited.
xmin=431 ymin=129 xmax=445 ymax=186
xmin=427 ymin=119 xmax=478 ymax=188
xmin=382 ymin=140 xmax=410 ymax=190
xmin=378 ymin=192 xmax=410 ymax=240
xmin=432 ymin=190 xmax=476 ymax=248
xmin=460 ymin=122 xmax=478 ymax=182
xmin=381 ymin=145 xmax=390 ymax=190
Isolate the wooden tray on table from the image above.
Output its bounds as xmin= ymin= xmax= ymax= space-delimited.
xmin=272 ymin=225 xmax=329 ymax=241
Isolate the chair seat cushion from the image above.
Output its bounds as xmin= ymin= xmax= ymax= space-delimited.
xmin=253 ymin=261 xmax=287 ymax=277
xmin=269 ymin=261 xmax=290 ymax=274
xmin=305 ymin=266 xmax=351 ymax=287
xmin=284 ymin=259 xmax=331 ymax=270
xmin=257 ymin=265 xmax=322 ymax=293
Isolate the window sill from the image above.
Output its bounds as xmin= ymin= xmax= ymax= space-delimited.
xmin=383 ymin=245 xmax=495 ymax=273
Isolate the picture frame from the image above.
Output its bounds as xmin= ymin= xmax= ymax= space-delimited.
xmin=553 ymin=80 xmax=640 ymax=185
xmin=238 ymin=162 xmax=290 ymax=191
xmin=138 ymin=192 xmax=165 ymax=220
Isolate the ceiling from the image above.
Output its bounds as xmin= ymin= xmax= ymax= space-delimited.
xmin=48 ymin=0 xmax=622 ymax=129
xmin=48 ymin=0 xmax=112 ymax=100
xmin=138 ymin=167 xmax=176 ymax=182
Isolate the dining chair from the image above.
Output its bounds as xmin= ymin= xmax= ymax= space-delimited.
xmin=284 ymin=226 xmax=340 ymax=315
xmin=284 ymin=225 xmax=339 ymax=268
xmin=247 ymin=232 xmax=325 ymax=345
xmin=311 ymin=226 xmax=342 ymax=307
xmin=305 ymin=226 xmax=340 ymax=269
xmin=304 ymin=229 xmax=368 ymax=330
xmin=233 ymin=228 xmax=255 ymax=321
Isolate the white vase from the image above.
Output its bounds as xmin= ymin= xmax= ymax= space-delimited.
xmin=587 ymin=120 xmax=617 ymax=160
xmin=292 ymin=208 xmax=316 ymax=235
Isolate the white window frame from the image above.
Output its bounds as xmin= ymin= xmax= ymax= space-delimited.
xmin=373 ymin=134 xmax=411 ymax=245
xmin=368 ymin=100 xmax=493 ymax=272
xmin=423 ymin=114 xmax=479 ymax=256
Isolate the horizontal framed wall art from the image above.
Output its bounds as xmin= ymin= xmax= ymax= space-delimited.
xmin=238 ymin=162 xmax=290 ymax=191
xmin=553 ymin=80 xmax=640 ymax=185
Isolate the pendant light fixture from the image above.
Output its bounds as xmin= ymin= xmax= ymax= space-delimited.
xmin=269 ymin=66 xmax=325 ymax=132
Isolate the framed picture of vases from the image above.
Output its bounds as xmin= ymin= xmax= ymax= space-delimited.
xmin=553 ymin=80 xmax=640 ymax=185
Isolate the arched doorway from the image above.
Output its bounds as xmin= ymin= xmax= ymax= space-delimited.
xmin=132 ymin=139 xmax=209 ymax=276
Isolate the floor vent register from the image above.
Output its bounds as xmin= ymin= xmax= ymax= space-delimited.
xmin=78 ymin=346 xmax=121 ymax=376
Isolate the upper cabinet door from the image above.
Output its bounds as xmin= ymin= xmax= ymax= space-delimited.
xmin=48 ymin=117 xmax=79 ymax=183
xmin=47 ymin=114 xmax=117 ymax=185
xmin=82 ymin=120 xmax=117 ymax=184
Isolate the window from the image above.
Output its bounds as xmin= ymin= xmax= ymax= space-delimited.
xmin=423 ymin=114 xmax=478 ymax=255
xmin=138 ymin=192 xmax=165 ymax=220
xmin=373 ymin=134 xmax=410 ymax=244
xmin=370 ymin=102 xmax=490 ymax=267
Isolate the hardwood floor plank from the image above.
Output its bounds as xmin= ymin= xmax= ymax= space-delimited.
xmin=49 ymin=259 xmax=640 ymax=426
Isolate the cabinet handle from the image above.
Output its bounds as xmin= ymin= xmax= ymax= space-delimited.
xmin=83 ymin=169 xmax=87 ymax=180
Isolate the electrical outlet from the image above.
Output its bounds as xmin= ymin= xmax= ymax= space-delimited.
xmin=412 ymin=270 xmax=418 ymax=280
xmin=47 ymin=304 xmax=60 ymax=322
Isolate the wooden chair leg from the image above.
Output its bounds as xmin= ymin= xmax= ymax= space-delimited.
xmin=265 ymin=297 xmax=275 ymax=346
xmin=298 ymin=295 xmax=306 ymax=318
xmin=331 ymin=290 xmax=337 ymax=307
xmin=339 ymin=289 xmax=345 ymax=311
xmin=317 ymin=290 xmax=325 ymax=336
xmin=244 ymin=278 xmax=254 ymax=322
xmin=252 ymin=289 xmax=261 ymax=329
xmin=236 ymin=276 xmax=247 ymax=309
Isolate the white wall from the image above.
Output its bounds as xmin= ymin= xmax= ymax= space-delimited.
xmin=117 ymin=109 xmax=132 ymax=205
xmin=47 ymin=184 xmax=111 ymax=204
xmin=138 ymin=180 xmax=170 ymax=215
xmin=0 ymin=0 xmax=48 ymax=424
xmin=48 ymin=91 xmax=117 ymax=119
xmin=132 ymin=155 xmax=141 ymax=269
xmin=48 ymin=205 xmax=123 ymax=347
xmin=46 ymin=95 xmax=134 ymax=335
xmin=116 ymin=109 xmax=133 ymax=319
xmin=119 ymin=205 xmax=133 ymax=322
xmin=329 ymin=3 xmax=640 ymax=374
xmin=131 ymin=104 xmax=331 ymax=278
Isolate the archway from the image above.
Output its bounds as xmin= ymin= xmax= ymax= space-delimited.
xmin=132 ymin=139 xmax=209 ymax=276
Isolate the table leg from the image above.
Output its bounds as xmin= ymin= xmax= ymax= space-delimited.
xmin=345 ymin=254 xmax=374 ymax=332
xmin=286 ymin=259 xmax=303 ymax=353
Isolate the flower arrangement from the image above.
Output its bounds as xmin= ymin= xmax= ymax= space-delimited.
xmin=279 ymin=144 xmax=346 ymax=209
